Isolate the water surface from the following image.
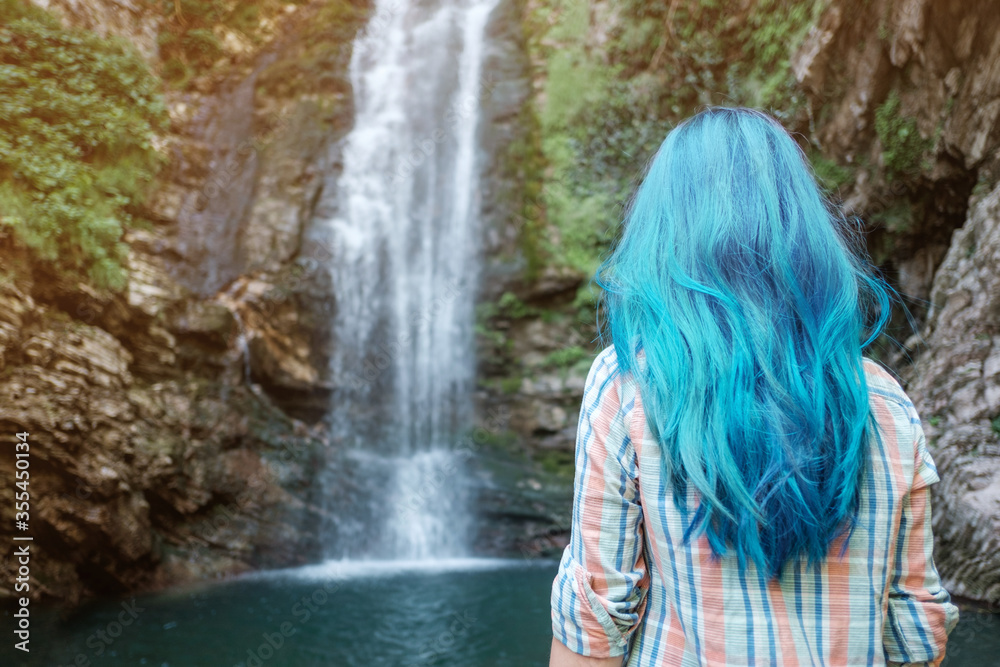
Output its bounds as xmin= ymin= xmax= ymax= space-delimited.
xmin=2 ymin=560 xmax=995 ymax=666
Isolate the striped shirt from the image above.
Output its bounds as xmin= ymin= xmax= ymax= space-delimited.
xmin=550 ymin=345 xmax=960 ymax=666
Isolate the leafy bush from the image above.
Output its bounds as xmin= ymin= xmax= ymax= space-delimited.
xmin=498 ymin=291 xmax=533 ymax=319
xmin=155 ymin=0 xmax=226 ymax=81
xmin=254 ymin=0 xmax=369 ymax=98
xmin=543 ymin=345 xmax=587 ymax=370
xmin=0 ymin=5 xmax=169 ymax=290
xmin=875 ymin=89 xmax=933 ymax=178
xmin=809 ymin=149 xmax=855 ymax=193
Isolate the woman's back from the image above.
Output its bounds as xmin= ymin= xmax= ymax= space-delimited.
xmin=548 ymin=107 xmax=959 ymax=666
xmin=550 ymin=344 xmax=959 ymax=666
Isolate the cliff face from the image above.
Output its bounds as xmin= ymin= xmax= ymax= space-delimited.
xmin=0 ymin=0 xmax=369 ymax=604
xmin=793 ymin=0 xmax=997 ymax=314
xmin=912 ymin=184 xmax=1000 ymax=604
xmin=791 ymin=0 xmax=1000 ymax=605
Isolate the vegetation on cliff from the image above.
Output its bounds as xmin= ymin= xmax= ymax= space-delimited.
xmin=155 ymin=0 xmax=368 ymax=89
xmin=0 ymin=0 xmax=168 ymax=290
xmin=0 ymin=0 xmax=375 ymax=604
xmin=515 ymin=0 xmax=825 ymax=279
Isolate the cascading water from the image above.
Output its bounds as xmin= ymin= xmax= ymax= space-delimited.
xmin=317 ymin=0 xmax=498 ymax=561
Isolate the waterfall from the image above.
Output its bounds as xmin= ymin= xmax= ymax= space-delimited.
xmin=318 ymin=0 xmax=498 ymax=560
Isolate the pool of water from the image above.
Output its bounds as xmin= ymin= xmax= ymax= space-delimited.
xmin=2 ymin=559 xmax=996 ymax=666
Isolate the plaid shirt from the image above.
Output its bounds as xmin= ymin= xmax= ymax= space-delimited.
xmin=551 ymin=345 xmax=959 ymax=666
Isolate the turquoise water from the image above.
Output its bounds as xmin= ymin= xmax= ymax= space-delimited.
xmin=2 ymin=559 xmax=996 ymax=666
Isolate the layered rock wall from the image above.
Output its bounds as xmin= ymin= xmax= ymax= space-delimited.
xmin=0 ymin=0 xmax=369 ymax=603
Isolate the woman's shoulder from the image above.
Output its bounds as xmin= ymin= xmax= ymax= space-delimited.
xmin=588 ymin=344 xmax=644 ymax=390
xmin=583 ymin=345 xmax=644 ymax=419
xmin=861 ymin=356 xmax=913 ymax=409
xmin=585 ymin=345 xmax=627 ymax=394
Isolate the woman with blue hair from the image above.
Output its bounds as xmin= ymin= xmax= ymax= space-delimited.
xmin=549 ymin=107 xmax=959 ymax=666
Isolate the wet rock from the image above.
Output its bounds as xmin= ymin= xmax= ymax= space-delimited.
xmin=907 ymin=179 xmax=1000 ymax=604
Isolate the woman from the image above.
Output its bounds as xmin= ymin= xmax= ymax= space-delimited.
xmin=549 ymin=107 xmax=959 ymax=666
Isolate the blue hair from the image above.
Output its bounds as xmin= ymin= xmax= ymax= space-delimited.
xmin=595 ymin=106 xmax=892 ymax=578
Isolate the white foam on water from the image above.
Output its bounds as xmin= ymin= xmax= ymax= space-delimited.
xmin=242 ymin=557 xmax=554 ymax=582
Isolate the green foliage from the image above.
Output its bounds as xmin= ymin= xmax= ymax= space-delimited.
xmin=809 ymin=149 xmax=855 ymax=193
xmin=156 ymin=0 xmax=226 ymax=81
xmin=160 ymin=55 xmax=193 ymax=88
xmin=498 ymin=291 xmax=533 ymax=319
xmin=154 ymin=0 xmax=309 ymax=86
xmin=474 ymin=317 xmax=506 ymax=350
xmin=181 ymin=27 xmax=222 ymax=66
xmin=0 ymin=0 xmax=49 ymax=22
xmin=467 ymin=426 xmax=519 ymax=451
xmin=499 ymin=103 xmax=547 ymax=281
xmin=543 ymin=345 xmax=587 ymax=370
xmin=535 ymin=448 xmax=574 ymax=477
xmin=991 ymin=415 xmax=1000 ymax=438
xmin=0 ymin=6 xmax=168 ymax=290
xmin=474 ymin=298 xmax=513 ymax=355
xmin=875 ymin=90 xmax=933 ymax=178
xmin=499 ymin=375 xmax=524 ymax=395
xmin=738 ymin=0 xmax=821 ymax=79
xmin=156 ymin=0 xmax=360 ymax=88
xmin=971 ymin=172 xmax=993 ymax=199
xmin=539 ymin=50 xmax=617 ymax=134
xmin=518 ymin=0 xmax=823 ymax=279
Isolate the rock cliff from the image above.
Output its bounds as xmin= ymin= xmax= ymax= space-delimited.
xmin=0 ymin=0 xmax=370 ymax=604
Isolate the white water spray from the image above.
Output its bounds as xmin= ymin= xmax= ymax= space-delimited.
xmin=319 ymin=0 xmax=498 ymax=560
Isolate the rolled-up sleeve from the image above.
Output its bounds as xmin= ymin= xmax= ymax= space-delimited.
xmin=550 ymin=346 xmax=649 ymax=658
xmin=883 ymin=410 xmax=960 ymax=667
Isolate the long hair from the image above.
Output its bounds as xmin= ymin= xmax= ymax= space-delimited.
xmin=595 ymin=106 xmax=892 ymax=577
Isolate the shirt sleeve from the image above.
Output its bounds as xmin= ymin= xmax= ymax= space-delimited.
xmin=882 ymin=410 xmax=960 ymax=667
xmin=550 ymin=346 xmax=649 ymax=658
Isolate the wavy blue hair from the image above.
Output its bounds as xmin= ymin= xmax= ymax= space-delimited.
xmin=595 ymin=106 xmax=892 ymax=578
